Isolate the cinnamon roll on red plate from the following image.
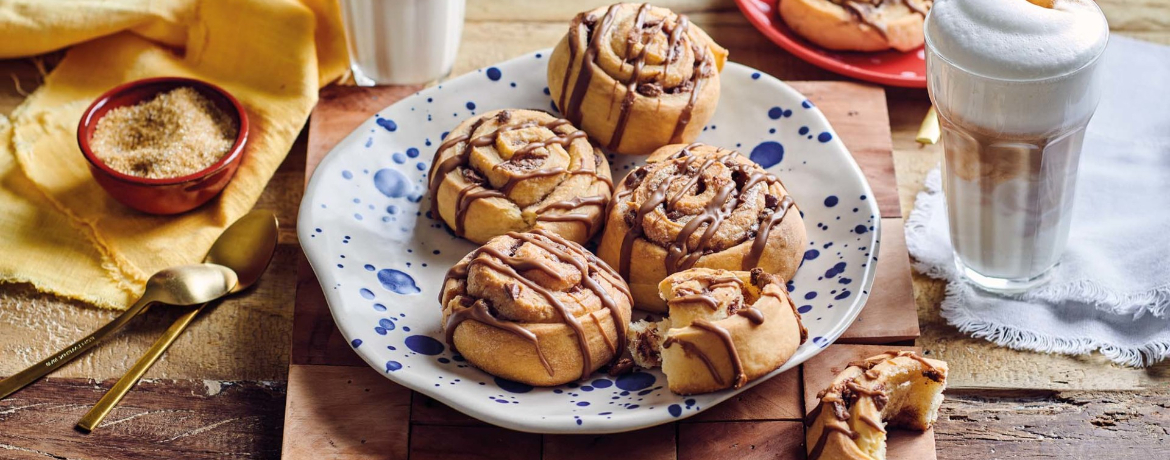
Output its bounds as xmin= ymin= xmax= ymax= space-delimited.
xmin=778 ymin=0 xmax=932 ymax=52
xmin=428 ymin=109 xmax=613 ymax=245
xmin=548 ymin=3 xmax=728 ymax=155
xmin=440 ymin=230 xmax=633 ymax=386
xmin=597 ymin=143 xmax=807 ymax=310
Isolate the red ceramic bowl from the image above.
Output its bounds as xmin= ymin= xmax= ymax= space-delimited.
xmin=77 ymin=77 xmax=249 ymax=215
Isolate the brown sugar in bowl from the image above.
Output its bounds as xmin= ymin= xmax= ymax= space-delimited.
xmin=77 ymin=77 xmax=249 ymax=215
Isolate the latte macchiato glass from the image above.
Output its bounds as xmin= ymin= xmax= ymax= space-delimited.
xmin=924 ymin=0 xmax=1109 ymax=292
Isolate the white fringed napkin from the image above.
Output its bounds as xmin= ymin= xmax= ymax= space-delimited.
xmin=906 ymin=36 xmax=1170 ymax=367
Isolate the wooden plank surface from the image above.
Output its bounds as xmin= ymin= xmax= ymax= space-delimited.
xmin=282 ymin=365 xmax=411 ymax=460
xmin=690 ymin=367 xmax=803 ymax=422
xmin=410 ymin=425 xmax=542 ymax=460
xmin=0 ymin=377 xmax=284 ymax=460
xmin=677 ymin=421 xmax=806 ymax=460
xmin=544 ymin=424 xmax=677 ymax=460
xmin=936 ymin=389 xmax=1170 ymax=457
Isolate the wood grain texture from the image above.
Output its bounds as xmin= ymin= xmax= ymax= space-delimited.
xmin=0 ymin=377 xmax=284 ymax=460
xmin=690 ymin=366 xmax=803 ymax=422
xmin=543 ymin=424 xmax=676 ymax=460
xmin=291 ymin=255 xmax=366 ymax=368
xmin=282 ymin=364 xmax=410 ymax=460
xmin=410 ymin=424 xmax=542 ymax=460
xmin=934 ymin=389 xmax=1170 ymax=458
xmin=677 ymin=421 xmax=806 ymax=460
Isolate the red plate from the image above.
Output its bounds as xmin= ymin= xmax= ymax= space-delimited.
xmin=736 ymin=0 xmax=927 ymax=88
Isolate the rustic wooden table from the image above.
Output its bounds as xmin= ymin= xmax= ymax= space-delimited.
xmin=1 ymin=1 xmax=1168 ymax=458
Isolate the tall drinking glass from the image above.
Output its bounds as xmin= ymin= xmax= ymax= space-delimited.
xmin=924 ymin=0 xmax=1108 ymax=292
xmin=338 ymin=0 xmax=466 ymax=86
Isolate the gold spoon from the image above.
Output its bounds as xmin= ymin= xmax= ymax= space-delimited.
xmin=0 ymin=264 xmax=238 ymax=400
xmin=76 ymin=210 xmax=279 ymax=432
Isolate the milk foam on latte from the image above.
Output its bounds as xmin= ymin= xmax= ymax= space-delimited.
xmin=926 ymin=0 xmax=1107 ymax=80
xmin=926 ymin=0 xmax=1108 ymax=135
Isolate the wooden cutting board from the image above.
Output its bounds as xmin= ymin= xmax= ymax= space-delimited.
xmin=282 ymin=81 xmax=931 ymax=460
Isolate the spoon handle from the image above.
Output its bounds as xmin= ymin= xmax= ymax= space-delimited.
xmin=77 ymin=302 xmax=208 ymax=432
xmin=0 ymin=295 xmax=154 ymax=400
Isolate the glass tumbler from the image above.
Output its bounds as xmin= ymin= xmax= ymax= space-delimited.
xmin=924 ymin=9 xmax=1107 ymax=293
xmin=338 ymin=0 xmax=466 ymax=86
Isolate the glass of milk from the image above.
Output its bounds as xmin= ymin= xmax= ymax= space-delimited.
xmin=924 ymin=0 xmax=1109 ymax=293
xmin=338 ymin=0 xmax=466 ymax=86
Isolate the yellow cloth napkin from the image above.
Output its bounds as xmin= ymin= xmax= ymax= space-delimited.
xmin=0 ymin=0 xmax=348 ymax=309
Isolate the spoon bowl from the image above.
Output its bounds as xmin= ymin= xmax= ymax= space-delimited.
xmin=147 ymin=263 xmax=239 ymax=306
xmin=205 ymin=210 xmax=279 ymax=293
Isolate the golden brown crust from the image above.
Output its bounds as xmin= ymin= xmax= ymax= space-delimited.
xmin=644 ymin=268 xmax=806 ymax=395
xmin=805 ymin=351 xmax=948 ymax=460
xmin=428 ymin=109 xmax=613 ymax=245
xmin=597 ymin=143 xmax=807 ymax=311
xmin=439 ymin=230 xmax=632 ymax=386
xmin=778 ymin=0 xmax=932 ymax=52
xmin=547 ymin=3 xmax=728 ymax=155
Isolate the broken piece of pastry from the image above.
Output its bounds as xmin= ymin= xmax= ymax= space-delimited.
xmin=805 ymin=351 xmax=948 ymax=460
xmin=626 ymin=267 xmax=807 ymax=395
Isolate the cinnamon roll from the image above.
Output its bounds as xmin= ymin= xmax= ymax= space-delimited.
xmin=597 ymin=143 xmax=807 ymax=311
xmin=428 ymin=109 xmax=613 ymax=245
xmin=778 ymin=0 xmax=932 ymax=52
xmin=806 ymin=351 xmax=948 ymax=460
xmin=548 ymin=3 xmax=728 ymax=156
xmin=626 ymin=268 xmax=807 ymax=395
xmin=439 ymin=230 xmax=633 ymax=386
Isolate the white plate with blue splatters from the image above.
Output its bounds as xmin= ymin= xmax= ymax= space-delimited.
xmin=298 ymin=49 xmax=881 ymax=434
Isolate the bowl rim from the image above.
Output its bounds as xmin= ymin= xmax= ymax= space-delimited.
xmin=76 ymin=76 xmax=250 ymax=186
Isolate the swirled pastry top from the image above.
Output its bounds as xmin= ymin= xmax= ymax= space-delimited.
xmin=551 ymin=3 xmax=728 ymax=153
xmin=427 ymin=109 xmax=613 ymax=244
xmin=613 ymin=143 xmax=799 ymax=276
xmin=585 ymin=4 xmax=714 ymax=94
xmin=441 ymin=230 xmax=632 ymax=380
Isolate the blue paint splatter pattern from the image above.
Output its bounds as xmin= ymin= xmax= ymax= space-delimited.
xmin=299 ymin=49 xmax=880 ymax=433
